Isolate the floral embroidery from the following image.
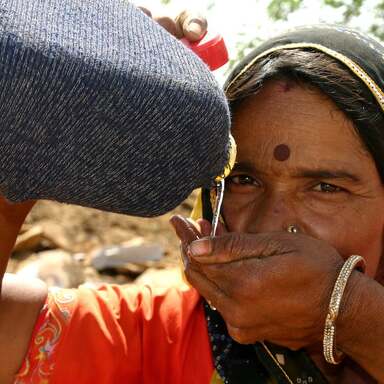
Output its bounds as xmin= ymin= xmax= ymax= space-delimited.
xmin=14 ymin=289 xmax=76 ymax=384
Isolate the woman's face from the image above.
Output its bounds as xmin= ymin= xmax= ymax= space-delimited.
xmin=223 ymin=80 xmax=384 ymax=279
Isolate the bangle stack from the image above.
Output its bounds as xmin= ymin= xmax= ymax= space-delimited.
xmin=323 ymin=254 xmax=366 ymax=365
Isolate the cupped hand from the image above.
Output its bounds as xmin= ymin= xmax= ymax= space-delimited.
xmin=170 ymin=215 xmax=346 ymax=351
xmin=138 ymin=7 xmax=207 ymax=42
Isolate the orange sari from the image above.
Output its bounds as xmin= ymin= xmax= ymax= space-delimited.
xmin=15 ymin=284 xmax=216 ymax=383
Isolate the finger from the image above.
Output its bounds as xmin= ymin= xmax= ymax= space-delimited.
xmin=186 ymin=217 xmax=203 ymax=235
xmin=170 ymin=215 xmax=206 ymax=270
xmin=175 ymin=10 xmax=208 ymax=42
xmin=170 ymin=215 xmax=201 ymax=245
xmin=216 ymin=220 xmax=228 ymax=236
xmin=153 ymin=15 xmax=179 ymax=37
xmin=226 ymin=324 xmax=262 ymax=345
xmin=189 ymin=232 xmax=292 ymax=264
xmin=185 ymin=265 xmax=231 ymax=312
xmin=196 ymin=219 xmax=211 ymax=237
xmin=196 ymin=258 xmax=264 ymax=299
xmin=196 ymin=263 xmax=245 ymax=298
xmin=225 ymin=325 xmax=305 ymax=349
xmin=137 ymin=6 xmax=152 ymax=18
xmin=196 ymin=218 xmax=228 ymax=237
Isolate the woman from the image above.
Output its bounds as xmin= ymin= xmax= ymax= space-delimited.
xmin=2 ymin=25 xmax=384 ymax=384
xmin=173 ymin=25 xmax=384 ymax=383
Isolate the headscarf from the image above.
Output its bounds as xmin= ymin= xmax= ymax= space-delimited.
xmin=225 ymin=24 xmax=384 ymax=108
xmin=193 ymin=25 xmax=384 ymax=384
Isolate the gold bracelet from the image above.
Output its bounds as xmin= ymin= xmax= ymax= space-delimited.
xmin=323 ymin=254 xmax=366 ymax=365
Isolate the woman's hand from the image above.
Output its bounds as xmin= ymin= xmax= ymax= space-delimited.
xmin=171 ymin=215 xmax=345 ymax=350
xmin=171 ymin=215 xmax=384 ymax=381
xmin=138 ymin=7 xmax=207 ymax=42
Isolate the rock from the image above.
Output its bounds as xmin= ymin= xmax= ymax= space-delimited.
xmin=14 ymin=223 xmax=72 ymax=254
xmin=16 ymin=250 xmax=85 ymax=288
xmin=90 ymin=238 xmax=164 ymax=271
xmin=14 ymin=226 xmax=45 ymax=253
xmin=39 ymin=222 xmax=72 ymax=250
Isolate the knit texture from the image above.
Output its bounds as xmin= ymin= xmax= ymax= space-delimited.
xmin=0 ymin=0 xmax=230 ymax=216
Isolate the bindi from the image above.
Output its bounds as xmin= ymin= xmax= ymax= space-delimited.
xmin=273 ymin=144 xmax=291 ymax=161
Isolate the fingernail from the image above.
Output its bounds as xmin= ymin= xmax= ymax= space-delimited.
xmin=169 ymin=215 xmax=177 ymax=225
xmin=189 ymin=238 xmax=211 ymax=257
xmin=186 ymin=20 xmax=203 ymax=37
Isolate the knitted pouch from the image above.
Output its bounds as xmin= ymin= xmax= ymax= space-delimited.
xmin=0 ymin=0 xmax=231 ymax=216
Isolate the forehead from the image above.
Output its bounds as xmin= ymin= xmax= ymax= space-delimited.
xmin=231 ymin=80 xmax=371 ymax=169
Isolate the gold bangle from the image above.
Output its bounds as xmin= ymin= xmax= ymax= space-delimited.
xmin=323 ymin=255 xmax=366 ymax=365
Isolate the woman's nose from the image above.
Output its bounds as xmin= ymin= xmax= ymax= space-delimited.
xmin=245 ymin=193 xmax=301 ymax=234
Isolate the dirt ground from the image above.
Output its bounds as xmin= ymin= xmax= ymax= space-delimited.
xmin=7 ymin=194 xmax=197 ymax=287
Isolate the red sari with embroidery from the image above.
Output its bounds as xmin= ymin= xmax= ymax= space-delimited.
xmin=15 ymin=285 xmax=217 ymax=384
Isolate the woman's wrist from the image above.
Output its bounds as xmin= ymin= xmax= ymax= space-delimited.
xmin=335 ymin=270 xmax=384 ymax=379
xmin=323 ymin=255 xmax=366 ymax=364
xmin=334 ymin=270 xmax=365 ymax=353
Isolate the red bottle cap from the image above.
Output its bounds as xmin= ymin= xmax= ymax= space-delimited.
xmin=181 ymin=33 xmax=229 ymax=71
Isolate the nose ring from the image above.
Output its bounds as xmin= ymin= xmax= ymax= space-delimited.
xmin=287 ymin=225 xmax=299 ymax=234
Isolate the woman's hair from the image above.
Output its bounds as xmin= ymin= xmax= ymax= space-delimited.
xmin=226 ymin=49 xmax=384 ymax=181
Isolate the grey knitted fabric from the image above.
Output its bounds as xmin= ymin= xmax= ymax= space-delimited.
xmin=0 ymin=0 xmax=230 ymax=216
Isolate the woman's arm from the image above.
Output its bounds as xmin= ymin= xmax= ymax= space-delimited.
xmin=0 ymin=274 xmax=47 ymax=384
xmin=337 ymin=271 xmax=384 ymax=382
xmin=0 ymin=198 xmax=35 ymax=292
xmin=0 ymin=198 xmax=41 ymax=382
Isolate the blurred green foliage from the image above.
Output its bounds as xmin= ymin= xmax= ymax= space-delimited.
xmin=229 ymin=34 xmax=262 ymax=69
xmin=267 ymin=0 xmax=384 ymax=40
xmin=268 ymin=0 xmax=303 ymax=20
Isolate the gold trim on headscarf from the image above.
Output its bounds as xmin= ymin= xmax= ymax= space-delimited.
xmin=225 ymin=42 xmax=384 ymax=113
xmin=215 ymin=134 xmax=237 ymax=183
xmin=191 ymin=134 xmax=236 ymax=220
xmin=191 ymin=189 xmax=203 ymax=221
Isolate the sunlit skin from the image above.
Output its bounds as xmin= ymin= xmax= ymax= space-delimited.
xmin=224 ymin=80 xmax=384 ymax=280
xmin=0 ymin=197 xmax=36 ymax=285
xmin=172 ymin=80 xmax=384 ymax=382
xmin=0 ymin=197 xmax=47 ymax=384
xmin=222 ymin=81 xmax=384 ymax=381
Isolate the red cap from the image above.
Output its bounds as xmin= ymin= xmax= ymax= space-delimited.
xmin=181 ymin=33 xmax=229 ymax=71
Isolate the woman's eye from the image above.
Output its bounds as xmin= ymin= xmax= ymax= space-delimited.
xmin=228 ymin=174 xmax=258 ymax=186
xmin=313 ymin=182 xmax=342 ymax=193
